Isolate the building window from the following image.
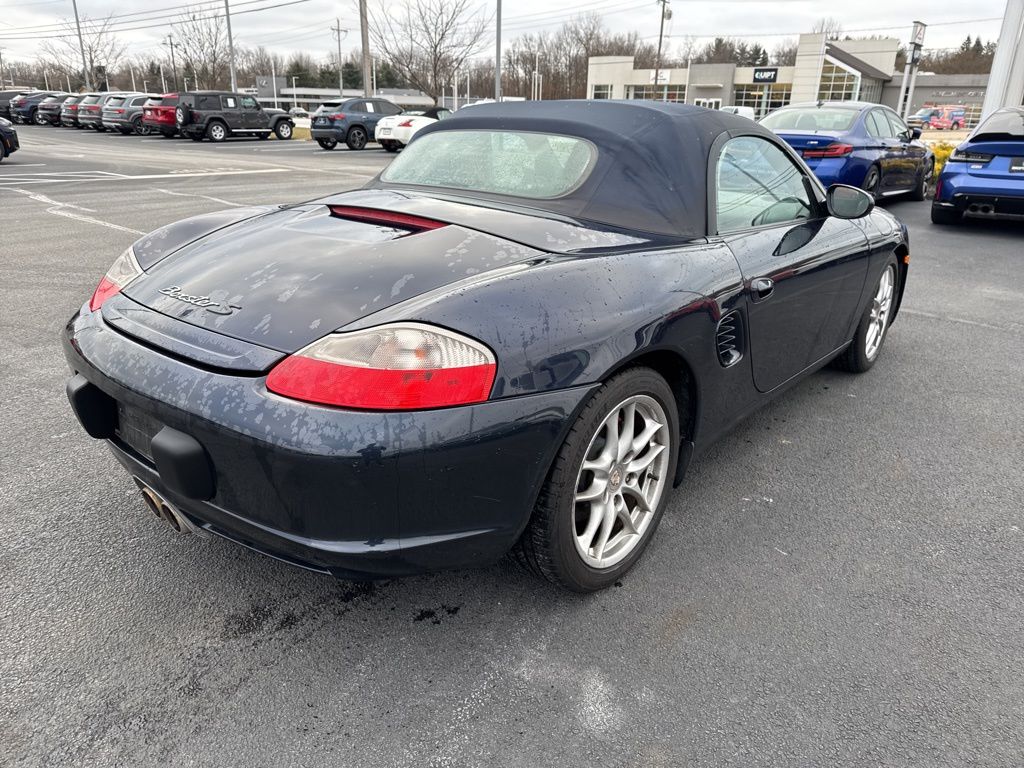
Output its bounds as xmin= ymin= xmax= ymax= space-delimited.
xmin=625 ymin=84 xmax=686 ymax=102
xmin=818 ymin=60 xmax=860 ymax=101
xmin=592 ymin=84 xmax=612 ymax=99
xmin=733 ymin=84 xmax=793 ymax=119
xmin=859 ymin=78 xmax=883 ymax=104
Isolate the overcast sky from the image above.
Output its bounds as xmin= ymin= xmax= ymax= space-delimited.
xmin=0 ymin=0 xmax=1011 ymax=64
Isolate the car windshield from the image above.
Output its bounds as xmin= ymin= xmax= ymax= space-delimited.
xmin=64 ymin=97 xmax=81 ymax=105
xmin=315 ymin=102 xmax=342 ymax=113
xmin=106 ymin=97 xmax=125 ymax=107
xmin=971 ymin=109 xmax=1024 ymax=139
xmin=381 ymin=129 xmax=596 ymax=199
xmin=79 ymin=95 xmax=99 ymax=105
xmin=760 ymin=107 xmax=858 ymax=132
xmin=146 ymin=96 xmax=177 ymax=107
xmin=913 ymin=109 xmax=935 ymax=117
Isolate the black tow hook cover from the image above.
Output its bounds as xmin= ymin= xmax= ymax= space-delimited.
xmin=151 ymin=426 xmax=215 ymax=501
xmin=66 ymin=374 xmax=117 ymax=439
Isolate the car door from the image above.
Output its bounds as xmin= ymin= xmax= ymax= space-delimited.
xmin=220 ymin=95 xmax=242 ymax=131
xmin=240 ymin=95 xmax=264 ymax=130
xmin=714 ymin=135 xmax=871 ymax=393
xmin=864 ymin=109 xmax=904 ymax=191
xmin=885 ymin=109 xmax=926 ymax=189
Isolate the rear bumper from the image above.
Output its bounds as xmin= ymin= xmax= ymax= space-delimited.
xmin=935 ymin=169 xmax=1024 ymax=220
xmin=62 ymin=307 xmax=593 ymax=579
xmin=311 ymin=125 xmax=346 ymax=140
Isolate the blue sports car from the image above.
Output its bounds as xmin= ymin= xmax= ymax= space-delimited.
xmin=932 ymin=107 xmax=1024 ymax=225
xmin=762 ymin=101 xmax=934 ymax=202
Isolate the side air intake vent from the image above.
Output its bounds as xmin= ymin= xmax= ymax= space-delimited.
xmin=716 ymin=310 xmax=744 ymax=367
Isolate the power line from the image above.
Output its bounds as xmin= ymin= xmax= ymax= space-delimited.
xmin=0 ymin=0 xmax=313 ymax=41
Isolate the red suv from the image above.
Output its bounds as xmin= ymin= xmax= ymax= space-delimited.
xmin=142 ymin=93 xmax=179 ymax=137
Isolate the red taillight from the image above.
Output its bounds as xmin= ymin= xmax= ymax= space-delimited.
xmin=803 ymin=143 xmax=854 ymax=159
xmin=331 ymin=112 xmax=346 ymax=120
xmin=398 ymin=119 xmax=414 ymax=128
xmin=327 ymin=205 xmax=447 ymax=234
xmin=115 ymin=108 xmax=124 ymax=114
xmin=89 ymin=277 xmax=121 ymax=311
xmin=266 ymin=323 xmax=496 ymax=411
xmin=88 ymin=248 xmax=143 ymax=312
xmin=934 ymin=178 xmax=943 ymax=200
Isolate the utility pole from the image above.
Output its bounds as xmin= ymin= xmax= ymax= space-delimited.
xmin=359 ymin=0 xmax=371 ymax=97
xmin=72 ymin=0 xmax=92 ymax=89
xmin=128 ymin=63 xmax=135 ymax=92
xmin=271 ymin=57 xmax=279 ymax=109
xmin=291 ymin=76 xmax=298 ymax=110
xmin=901 ymin=21 xmax=926 ymax=118
xmin=653 ymin=0 xmax=671 ymax=98
xmin=163 ymin=36 xmax=179 ymax=91
xmin=495 ymin=0 xmax=502 ymax=100
xmin=224 ymin=0 xmax=238 ymax=92
xmin=0 ymin=49 xmax=7 ymax=90
xmin=160 ymin=63 xmax=167 ymax=93
xmin=332 ymin=18 xmax=345 ymax=97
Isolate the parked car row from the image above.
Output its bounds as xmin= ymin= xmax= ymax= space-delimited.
xmin=27 ymin=89 xmax=296 ymax=142
xmin=759 ymin=100 xmax=1024 ymax=226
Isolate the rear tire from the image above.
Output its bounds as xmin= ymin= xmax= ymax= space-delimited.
xmin=910 ymin=161 xmax=931 ymax=201
xmin=515 ymin=367 xmax=679 ymax=592
xmin=273 ymin=121 xmax=293 ymax=140
xmin=33 ymin=110 xmax=46 ymax=126
xmin=930 ymin=205 xmax=960 ymax=225
xmin=206 ymin=121 xmax=228 ymax=142
xmin=382 ymin=141 xmax=399 ymax=152
xmin=861 ymin=165 xmax=881 ymax=202
xmin=833 ymin=259 xmax=898 ymax=373
xmin=132 ymin=117 xmax=150 ymax=136
xmin=345 ymin=126 xmax=367 ymax=150
xmin=316 ymin=137 xmax=337 ymax=150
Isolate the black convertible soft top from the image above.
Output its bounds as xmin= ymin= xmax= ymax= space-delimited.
xmin=397 ymin=100 xmax=775 ymax=239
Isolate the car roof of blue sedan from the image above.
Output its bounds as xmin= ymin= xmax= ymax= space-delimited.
xmin=388 ymin=100 xmax=778 ymax=239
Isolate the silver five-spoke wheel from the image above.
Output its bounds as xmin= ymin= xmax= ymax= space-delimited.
xmin=865 ymin=265 xmax=894 ymax=360
xmin=573 ymin=395 xmax=670 ymax=569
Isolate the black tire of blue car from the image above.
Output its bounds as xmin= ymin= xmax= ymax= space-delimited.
xmin=316 ymin=137 xmax=337 ymax=150
xmin=910 ymin=161 xmax=931 ymax=202
xmin=274 ymin=121 xmax=293 ymax=140
xmin=515 ymin=367 xmax=680 ymax=592
xmin=862 ymin=165 xmax=881 ymax=201
xmin=33 ymin=110 xmax=47 ymax=126
xmin=346 ymin=126 xmax=367 ymax=150
xmin=206 ymin=121 xmax=229 ymax=142
xmin=930 ymin=205 xmax=960 ymax=225
xmin=832 ymin=256 xmax=899 ymax=373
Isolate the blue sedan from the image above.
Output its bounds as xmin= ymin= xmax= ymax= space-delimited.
xmin=932 ymin=107 xmax=1024 ymax=225
xmin=761 ymin=101 xmax=934 ymax=201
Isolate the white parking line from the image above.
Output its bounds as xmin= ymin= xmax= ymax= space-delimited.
xmin=2 ymin=187 xmax=145 ymax=234
xmin=0 ymin=168 xmax=290 ymax=186
xmin=154 ymin=188 xmax=245 ymax=207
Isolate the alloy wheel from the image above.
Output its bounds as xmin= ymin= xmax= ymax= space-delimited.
xmin=572 ymin=395 xmax=671 ymax=569
xmin=209 ymin=123 xmax=226 ymax=141
xmin=865 ymin=265 xmax=894 ymax=360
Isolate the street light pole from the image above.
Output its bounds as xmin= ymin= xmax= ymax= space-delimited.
xmin=359 ymin=0 xmax=371 ymax=97
xmin=495 ymin=0 xmax=502 ymax=101
xmin=653 ymin=0 xmax=670 ymax=98
xmin=72 ymin=0 xmax=92 ymax=89
xmin=332 ymin=18 xmax=345 ymax=97
xmin=224 ymin=0 xmax=238 ymax=92
xmin=164 ymin=35 xmax=179 ymax=92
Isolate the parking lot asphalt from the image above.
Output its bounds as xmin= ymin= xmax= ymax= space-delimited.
xmin=3 ymin=124 xmax=1023 ymax=768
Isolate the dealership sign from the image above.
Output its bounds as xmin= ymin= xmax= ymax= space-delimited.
xmin=752 ymin=68 xmax=778 ymax=84
xmin=649 ymin=70 xmax=671 ymax=85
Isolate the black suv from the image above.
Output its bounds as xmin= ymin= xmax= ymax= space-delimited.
xmin=175 ymin=91 xmax=293 ymax=142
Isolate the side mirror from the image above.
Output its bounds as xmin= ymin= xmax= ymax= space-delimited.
xmin=910 ymin=127 xmax=922 ymax=140
xmin=827 ymin=184 xmax=874 ymax=219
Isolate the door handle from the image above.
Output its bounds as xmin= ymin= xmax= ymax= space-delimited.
xmin=751 ymin=277 xmax=774 ymax=302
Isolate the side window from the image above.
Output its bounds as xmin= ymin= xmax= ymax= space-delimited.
xmin=885 ymin=110 xmax=909 ymax=139
xmin=131 ymin=96 xmax=147 ymax=107
xmin=240 ymin=96 xmax=258 ymax=109
xmin=380 ymin=101 xmax=402 ymax=115
xmin=222 ymin=96 xmax=238 ymax=109
xmin=716 ymin=136 xmax=814 ymax=233
xmin=436 ymin=109 xmax=451 ymax=120
xmin=866 ymin=110 xmax=893 ymax=139
xmin=347 ymin=101 xmax=366 ymax=113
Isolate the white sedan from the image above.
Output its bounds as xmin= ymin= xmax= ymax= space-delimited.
xmin=375 ymin=106 xmax=452 ymax=152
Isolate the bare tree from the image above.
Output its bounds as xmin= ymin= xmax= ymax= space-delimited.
xmin=811 ymin=17 xmax=843 ymax=40
xmin=39 ymin=14 xmax=126 ymax=90
xmin=370 ymin=0 xmax=490 ymax=102
xmin=772 ymin=39 xmax=799 ymax=66
xmin=174 ymin=11 xmax=230 ymax=90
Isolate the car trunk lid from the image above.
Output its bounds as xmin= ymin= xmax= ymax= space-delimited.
xmin=120 ymin=203 xmax=544 ymax=357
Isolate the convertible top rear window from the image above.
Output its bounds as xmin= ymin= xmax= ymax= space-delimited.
xmin=381 ymin=130 xmax=596 ymax=199
xmin=761 ymin=107 xmax=858 ymax=132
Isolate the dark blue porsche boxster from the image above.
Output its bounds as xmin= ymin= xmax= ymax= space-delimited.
xmin=762 ymin=101 xmax=934 ymax=201
xmin=64 ymin=101 xmax=910 ymax=592
xmin=932 ymin=106 xmax=1024 ymax=224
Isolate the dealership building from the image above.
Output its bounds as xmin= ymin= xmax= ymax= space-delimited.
xmin=587 ymin=32 xmax=992 ymax=124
